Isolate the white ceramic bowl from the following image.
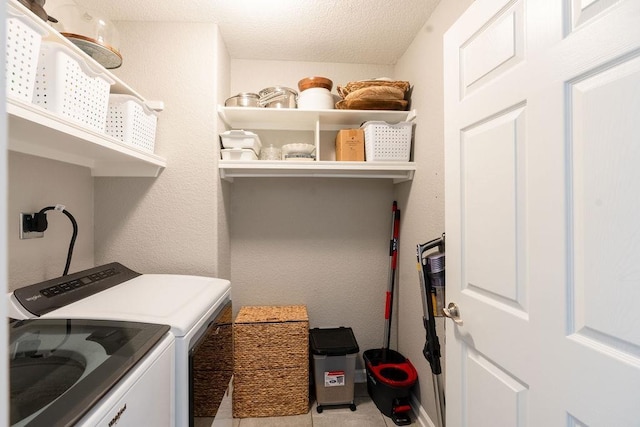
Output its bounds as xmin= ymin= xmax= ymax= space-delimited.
xmin=297 ymin=88 xmax=335 ymax=110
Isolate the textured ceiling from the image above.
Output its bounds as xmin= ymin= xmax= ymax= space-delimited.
xmin=67 ymin=0 xmax=441 ymax=65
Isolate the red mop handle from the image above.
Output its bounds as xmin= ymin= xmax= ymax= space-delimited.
xmin=385 ymin=292 xmax=392 ymax=319
xmin=385 ymin=203 xmax=400 ymax=321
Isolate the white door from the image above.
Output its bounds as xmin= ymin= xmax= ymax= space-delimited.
xmin=444 ymin=0 xmax=640 ymax=426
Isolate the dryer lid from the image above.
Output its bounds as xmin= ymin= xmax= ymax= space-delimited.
xmin=47 ymin=274 xmax=231 ymax=337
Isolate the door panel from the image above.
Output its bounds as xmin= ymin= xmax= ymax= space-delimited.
xmin=569 ymin=54 xmax=640 ymax=351
xmin=461 ymin=0 xmax=524 ymax=97
xmin=445 ymin=0 xmax=640 ymax=426
xmin=466 ymin=347 xmax=528 ymax=427
xmin=462 ymin=106 xmax=526 ymax=307
xmin=568 ymin=0 xmax=622 ymax=32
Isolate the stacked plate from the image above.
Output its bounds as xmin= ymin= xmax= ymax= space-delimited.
xmin=282 ymin=143 xmax=316 ymax=161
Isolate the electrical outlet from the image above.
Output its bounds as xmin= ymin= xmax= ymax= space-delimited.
xmin=20 ymin=213 xmax=44 ymax=239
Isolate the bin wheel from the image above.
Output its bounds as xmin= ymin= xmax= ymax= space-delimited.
xmin=350 ymin=404 xmax=357 ymax=411
xmin=317 ymin=405 xmax=323 ymax=414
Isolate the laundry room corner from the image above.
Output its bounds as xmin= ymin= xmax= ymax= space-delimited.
xmin=7 ymin=152 xmax=95 ymax=290
xmin=93 ymin=21 xmax=232 ymax=279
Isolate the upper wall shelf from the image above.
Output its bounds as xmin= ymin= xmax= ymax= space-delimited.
xmin=8 ymin=98 xmax=167 ymax=177
xmin=6 ymin=0 xmax=166 ymax=177
xmin=217 ymin=106 xmax=416 ymax=183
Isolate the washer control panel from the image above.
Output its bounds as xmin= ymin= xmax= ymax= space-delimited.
xmin=13 ymin=262 xmax=141 ymax=316
xmin=39 ymin=267 xmax=120 ymax=298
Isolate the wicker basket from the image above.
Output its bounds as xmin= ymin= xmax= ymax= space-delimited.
xmin=233 ymin=367 xmax=309 ymax=418
xmin=192 ymin=303 xmax=233 ymax=417
xmin=233 ymin=305 xmax=309 ymax=418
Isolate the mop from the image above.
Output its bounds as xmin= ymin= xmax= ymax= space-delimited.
xmin=417 ymin=234 xmax=446 ymax=427
xmin=364 ymin=201 xmax=418 ymax=427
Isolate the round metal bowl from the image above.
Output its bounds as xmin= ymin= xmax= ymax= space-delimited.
xmin=225 ymin=92 xmax=260 ymax=107
xmin=258 ymin=86 xmax=298 ymax=108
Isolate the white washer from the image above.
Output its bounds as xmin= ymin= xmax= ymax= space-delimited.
xmin=9 ymin=318 xmax=174 ymax=426
xmin=9 ymin=262 xmax=232 ymax=427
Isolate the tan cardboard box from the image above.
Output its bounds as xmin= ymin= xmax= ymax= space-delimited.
xmin=336 ymin=129 xmax=365 ymax=161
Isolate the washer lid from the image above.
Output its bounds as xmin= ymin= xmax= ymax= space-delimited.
xmin=46 ymin=274 xmax=230 ymax=337
xmin=9 ymin=318 xmax=170 ymax=426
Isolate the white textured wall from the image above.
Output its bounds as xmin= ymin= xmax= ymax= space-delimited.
xmin=216 ymin=28 xmax=232 ymax=280
xmin=94 ymin=22 xmax=229 ymax=278
xmin=393 ymin=0 xmax=473 ymax=421
xmin=230 ymin=59 xmax=394 ymax=99
xmin=7 ymin=152 xmax=94 ymax=291
xmin=230 ymin=178 xmax=394 ymax=365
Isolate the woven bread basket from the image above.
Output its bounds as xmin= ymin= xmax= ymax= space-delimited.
xmin=337 ymin=80 xmax=410 ymax=99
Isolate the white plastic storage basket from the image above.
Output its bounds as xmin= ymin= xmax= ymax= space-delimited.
xmin=106 ymin=95 xmax=158 ymax=153
xmin=32 ymin=42 xmax=114 ymax=132
xmin=362 ymin=121 xmax=413 ymax=162
xmin=5 ymin=9 xmax=47 ymax=101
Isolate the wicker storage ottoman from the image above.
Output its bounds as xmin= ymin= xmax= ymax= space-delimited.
xmin=193 ymin=302 xmax=233 ymax=417
xmin=233 ymin=305 xmax=309 ymax=418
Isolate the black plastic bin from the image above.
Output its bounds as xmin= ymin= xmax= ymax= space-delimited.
xmin=309 ymin=327 xmax=359 ymax=413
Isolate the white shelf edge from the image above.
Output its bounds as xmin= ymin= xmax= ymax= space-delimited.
xmin=8 ymin=98 xmax=167 ymax=177
xmin=217 ymin=105 xmax=416 ymax=131
xmin=219 ymin=161 xmax=416 ymax=184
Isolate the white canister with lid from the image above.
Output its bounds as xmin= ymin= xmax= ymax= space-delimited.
xmin=297 ymin=87 xmax=335 ymax=110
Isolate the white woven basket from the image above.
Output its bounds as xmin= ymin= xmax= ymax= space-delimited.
xmin=106 ymin=94 xmax=158 ymax=153
xmin=5 ymin=10 xmax=47 ymax=101
xmin=32 ymin=42 xmax=114 ymax=132
xmin=362 ymin=121 xmax=413 ymax=161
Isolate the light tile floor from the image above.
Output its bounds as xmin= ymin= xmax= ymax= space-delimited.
xmin=195 ymin=383 xmax=418 ymax=427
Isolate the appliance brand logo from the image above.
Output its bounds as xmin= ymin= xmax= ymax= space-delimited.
xmin=25 ymin=294 xmax=41 ymax=302
xmin=108 ymin=403 xmax=127 ymax=426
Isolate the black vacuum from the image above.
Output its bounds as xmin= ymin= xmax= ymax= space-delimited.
xmin=417 ymin=234 xmax=446 ymax=427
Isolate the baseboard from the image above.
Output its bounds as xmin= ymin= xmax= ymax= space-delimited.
xmin=355 ymin=368 xmax=367 ymax=383
xmin=410 ymin=393 xmax=437 ymax=427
